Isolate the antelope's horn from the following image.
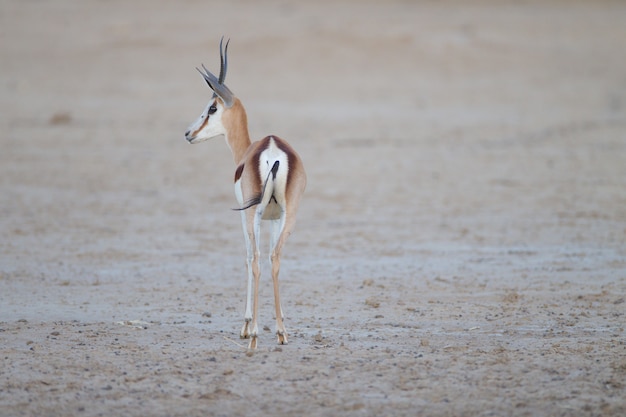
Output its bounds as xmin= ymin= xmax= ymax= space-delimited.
xmin=219 ymin=36 xmax=230 ymax=85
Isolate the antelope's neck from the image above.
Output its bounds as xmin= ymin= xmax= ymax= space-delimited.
xmin=223 ymin=98 xmax=251 ymax=165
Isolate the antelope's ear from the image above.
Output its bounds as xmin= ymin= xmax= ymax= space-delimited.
xmin=196 ymin=65 xmax=234 ymax=108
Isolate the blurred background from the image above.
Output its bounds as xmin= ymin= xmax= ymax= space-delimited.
xmin=1 ymin=2 xmax=625 ymax=415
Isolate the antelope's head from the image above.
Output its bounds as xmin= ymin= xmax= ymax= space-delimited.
xmin=185 ymin=38 xmax=235 ymax=144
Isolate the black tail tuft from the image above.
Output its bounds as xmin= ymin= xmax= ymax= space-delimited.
xmin=270 ymin=160 xmax=279 ymax=180
xmin=232 ymin=160 xmax=280 ymax=211
xmin=234 ymin=195 xmax=262 ymax=211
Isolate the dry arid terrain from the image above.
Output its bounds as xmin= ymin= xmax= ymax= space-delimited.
xmin=1 ymin=1 xmax=625 ymax=416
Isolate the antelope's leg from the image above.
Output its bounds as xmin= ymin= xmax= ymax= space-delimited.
xmin=269 ymin=216 xmax=291 ymax=345
xmin=247 ymin=208 xmax=263 ymax=349
xmin=240 ymin=210 xmax=254 ymax=339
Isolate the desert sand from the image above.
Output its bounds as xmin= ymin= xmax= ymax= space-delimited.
xmin=1 ymin=1 xmax=625 ymax=416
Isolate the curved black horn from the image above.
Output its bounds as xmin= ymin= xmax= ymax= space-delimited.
xmin=195 ymin=37 xmax=234 ymax=108
xmin=218 ymin=37 xmax=230 ymax=84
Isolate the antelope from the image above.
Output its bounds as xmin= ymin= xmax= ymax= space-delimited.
xmin=184 ymin=38 xmax=306 ymax=349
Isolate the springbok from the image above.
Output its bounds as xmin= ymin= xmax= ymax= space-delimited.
xmin=184 ymin=38 xmax=306 ymax=349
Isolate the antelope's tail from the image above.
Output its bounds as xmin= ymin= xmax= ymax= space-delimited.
xmin=234 ymin=160 xmax=279 ymax=211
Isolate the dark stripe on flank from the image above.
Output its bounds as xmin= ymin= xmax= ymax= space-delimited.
xmin=234 ymin=163 xmax=244 ymax=182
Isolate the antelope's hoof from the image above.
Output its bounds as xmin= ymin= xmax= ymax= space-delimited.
xmin=240 ymin=321 xmax=251 ymax=339
xmin=277 ymin=331 xmax=288 ymax=345
xmin=247 ymin=336 xmax=258 ymax=350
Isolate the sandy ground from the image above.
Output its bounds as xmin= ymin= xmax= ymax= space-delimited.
xmin=1 ymin=1 xmax=625 ymax=416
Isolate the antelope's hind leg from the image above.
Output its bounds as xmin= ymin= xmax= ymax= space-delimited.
xmin=270 ymin=217 xmax=290 ymax=345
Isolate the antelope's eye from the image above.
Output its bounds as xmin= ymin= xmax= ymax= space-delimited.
xmin=208 ymin=105 xmax=217 ymax=115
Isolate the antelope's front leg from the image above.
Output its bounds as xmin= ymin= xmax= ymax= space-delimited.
xmin=245 ymin=209 xmax=263 ymax=349
xmin=247 ymin=250 xmax=260 ymax=349
xmin=240 ymin=211 xmax=254 ymax=339
xmin=239 ymin=261 xmax=253 ymax=339
xmin=239 ymin=260 xmax=253 ymax=339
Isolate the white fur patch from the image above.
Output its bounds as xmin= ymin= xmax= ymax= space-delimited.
xmin=185 ymin=99 xmax=226 ymax=143
xmin=258 ymin=137 xmax=289 ymax=208
xmin=234 ymin=178 xmax=244 ymax=206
